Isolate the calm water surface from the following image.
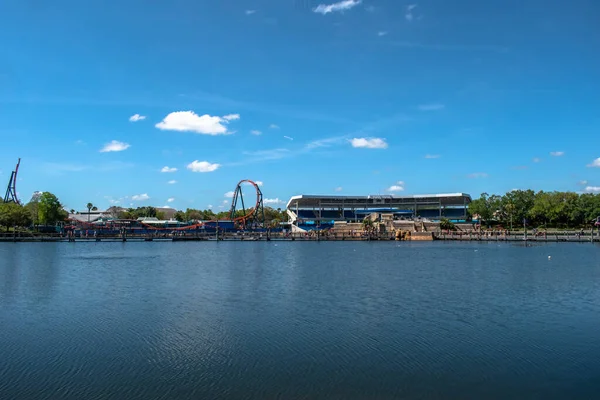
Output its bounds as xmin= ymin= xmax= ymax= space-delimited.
xmin=1 ymin=241 xmax=600 ymax=399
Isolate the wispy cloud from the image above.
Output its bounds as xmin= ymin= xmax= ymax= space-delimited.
xmin=313 ymin=0 xmax=362 ymax=15
xmin=167 ymin=197 xmax=175 ymax=203
xmin=467 ymin=172 xmax=488 ymax=179
xmin=584 ymin=186 xmax=600 ymax=193
xmin=305 ymin=136 xmax=347 ymax=149
xmin=156 ymin=111 xmax=238 ymax=135
xmin=187 ymin=160 xmax=221 ymax=173
xmin=100 ymin=140 xmax=130 ymax=153
xmin=224 ymin=191 xmax=235 ymax=198
xmin=251 ymin=130 xmax=262 ymax=136
xmin=391 ymin=41 xmax=509 ymax=53
xmin=550 ymin=151 xmax=564 ymax=157
xmin=578 ymin=180 xmax=588 ymax=186
xmin=533 ymin=157 xmax=541 ymax=163
xmin=377 ymin=31 xmax=388 ymax=37
xmin=242 ymin=148 xmax=291 ymax=161
xmin=418 ymin=103 xmax=445 ymax=111
xmin=512 ymin=166 xmax=529 ymax=170
xmin=587 ymin=158 xmax=600 ymax=168
xmin=131 ymin=193 xmax=150 ymax=201
xmin=424 ymin=154 xmax=440 ymax=159
xmin=245 ymin=10 xmax=256 ymax=15
xmin=269 ymin=124 xmax=280 ymax=129
xmin=167 ymin=180 xmax=177 ymax=184
xmin=41 ymin=162 xmax=88 ymax=175
xmin=161 ymin=166 xmax=177 ymax=173
xmin=129 ymin=113 xmax=146 ymax=122
xmin=283 ymin=135 xmax=294 ymax=141
xmin=350 ymin=137 xmax=388 ymax=149
xmin=264 ymin=198 xmax=284 ymax=205
xmin=405 ymin=4 xmax=417 ymax=21
xmin=334 ymin=186 xmax=343 ymax=192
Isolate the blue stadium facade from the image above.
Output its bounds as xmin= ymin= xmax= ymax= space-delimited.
xmin=286 ymin=193 xmax=472 ymax=231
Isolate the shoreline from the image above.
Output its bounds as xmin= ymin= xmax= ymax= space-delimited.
xmin=0 ymin=231 xmax=598 ymax=243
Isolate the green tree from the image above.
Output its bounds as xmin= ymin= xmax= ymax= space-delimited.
xmin=468 ymin=192 xmax=501 ymax=227
xmin=174 ymin=211 xmax=186 ymax=222
xmin=440 ymin=218 xmax=456 ymax=231
xmin=0 ymin=202 xmax=33 ymax=231
xmin=38 ymin=192 xmax=66 ymax=225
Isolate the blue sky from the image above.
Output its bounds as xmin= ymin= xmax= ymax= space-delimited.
xmin=1 ymin=0 xmax=599 ymax=212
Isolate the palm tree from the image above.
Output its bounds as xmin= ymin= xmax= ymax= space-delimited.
xmin=69 ymin=209 xmax=75 ymax=214
xmin=86 ymin=203 xmax=93 ymax=222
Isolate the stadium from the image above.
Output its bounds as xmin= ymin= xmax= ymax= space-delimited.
xmin=286 ymin=193 xmax=472 ymax=231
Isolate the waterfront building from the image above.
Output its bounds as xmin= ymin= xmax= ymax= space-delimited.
xmin=286 ymin=193 xmax=472 ymax=230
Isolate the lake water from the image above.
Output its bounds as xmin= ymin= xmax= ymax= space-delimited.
xmin=1 ymin=241 xmax=600 ymax=399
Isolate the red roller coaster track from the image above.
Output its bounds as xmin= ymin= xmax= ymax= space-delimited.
xmin=68 ymin=179 xmax=266 ymax=232
xmin=229 ymin=179 xmax=265 ymax=228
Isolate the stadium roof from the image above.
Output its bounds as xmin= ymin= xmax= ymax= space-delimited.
xmin=286 ymin=193 xmax=471 ymax=209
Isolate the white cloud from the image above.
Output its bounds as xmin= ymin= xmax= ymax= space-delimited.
xmin=269 ymin=124 xmax=280 ymax=129
xmin=167 ymin=197 xmax=175 ymax=203
xmin=251 ymin=130 xmax=262 ymax=136
xmin=161 ymin=166 xmax=177 ymax=173
xmin=550 ymin=151 xmax=564 ymax=157
xmin=313 ymin=0 xmax=362 ymax=15
xmin=207 ymin=204 xmax=213 ymax=209
xmin=378 ymin=31 xmax=388 ymax=36
xmin=418 ymin=103 xmax=444 ymax=111
xmin=155 ymin=111 xmax=239 ymax=135
xmin=187 ymin=160 xmax=221 ymax=173
xmin=100 ymin=140 xmax=131 ymax=153
xmin=578 ymin=180 xmax=588 ymax=186
xmin=335 ymin=186 xmax=343 ymax=192
xmin=424 ymin=154 xmax=440 ymax=159
xmin=405 ymin=4 xmax=417 ymax=21
xmin=468 ymin=172 xmax=488 ymax=179
xmin=283 ymin=135 xmax=294 ymax=141
xmin=587 ymin=158 xmax=600 ymax=168
xmin=533 ymin=157 xmax=541 ymax=163
xmin=129 ymin=113 xmax=146 ymax=122
xmin=222 ymin=199 xmax=230 ymax=205
xmin=254 ymin=180 xmax=263 ymax=186
xmin=167 ymin=180 xmax=177 ymax=184
xmin=131 ymin=193 xmax=150 ymax=201
xmin=350 ymin=137 xmax=388 ymax=149
xmin=222 ymin=114 xmax=240 ymax=121
xmin=224 ymin=191 xmax=235 ymax=198
xmin=584 ymin=186 xmax=600 ymax=193
xmin=264 ymin=198 xmax=284 ymax=205
xmin=245 ymin=10 xmax=256 ymax=15
xmin=386 ymin=182 xmax=404 ymax=192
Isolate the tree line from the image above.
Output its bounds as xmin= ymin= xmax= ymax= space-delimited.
xmin=0 ymin=191 xmax=67 ymax=231
xmin=0 ymin=191 xmax=288 ymax=231
xmin=468 ymin=190 xmax=600 ymax=229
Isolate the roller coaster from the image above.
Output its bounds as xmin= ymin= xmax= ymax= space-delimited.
xmin=67 ymin=179 xmax=267 ymax=234
xmin=3 ymin=158 xmax=21 ymax=204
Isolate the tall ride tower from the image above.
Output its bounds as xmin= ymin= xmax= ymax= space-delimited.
xmin=4 ymin=158 xmax=21 ymax=204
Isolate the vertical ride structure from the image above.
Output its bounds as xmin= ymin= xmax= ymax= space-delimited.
xmin=4 ymin=158 xmax=21 ymax=204
xmin=229 ymin=179 xmax=265 ymax=229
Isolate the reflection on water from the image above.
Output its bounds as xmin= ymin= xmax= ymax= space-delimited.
xmin=0 ymin=244 xmax=61 ymax=305
xmin=1 ymin=241 xmax=600 ymax=399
